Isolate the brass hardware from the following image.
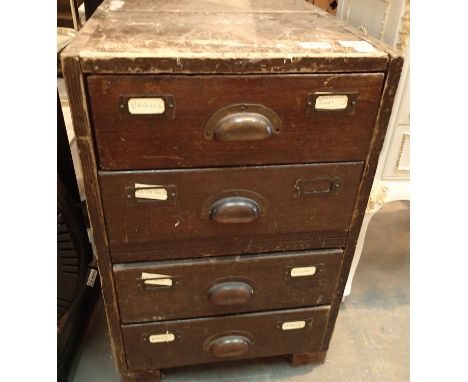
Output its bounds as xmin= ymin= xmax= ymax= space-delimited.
xmin=294 ymin=178 xmax=341 ymax=197
xmin=206 ymin=335 xmax=251 ymax=358
xmin=201 ymin=190 xmax=267 ymax=220
xmin=209 ymin=197 xmax=260 ymax=224
xmin=204 ymin=104 xmax=282 ymax=141
xmin=208 ymin=281 xmax=254 ymax=306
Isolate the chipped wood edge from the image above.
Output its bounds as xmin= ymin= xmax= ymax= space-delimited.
xmin=121 ymin=369 xmax=161 ymax=382
xmin=321 ymin=53 xmax=404 ymax=349
xmin=347 ymin=54 xmax=404 ymax=240
xmin=63 ymin=0 xmax=390 ymax=74
xmin=79 ymin=55 xmax=389 ymax=75
xmin=290 ymin=350 xmax=328 ymax=366
xmin=61 ymin=53 xmax=128 ymax=372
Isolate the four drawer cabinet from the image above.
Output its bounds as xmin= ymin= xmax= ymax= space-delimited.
xmin=62 ymin=0 xmax=403 ymax=380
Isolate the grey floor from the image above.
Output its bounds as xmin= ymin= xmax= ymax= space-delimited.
xmin=69 ymin=200 xmax=409 ymax=381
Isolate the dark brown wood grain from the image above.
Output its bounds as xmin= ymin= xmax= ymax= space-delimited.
xmin=320 ymin=55 xmax=404 ymax=350
xmin=99 ymin=162 xmax=363 ymax=262
xmin=87 ymin=74 xmax=384 ymax=170
xmin=61 ymin=55 xmax=128 ymax=372
xmin=83 ymin=56 xmax=389 ymax=76
xmin=122 ymin=306 xmax=330 ymax=370
xmin=290 ymin=350 xmax=328 ymax=366
xmin=114 ymin=249 xmax=343 ymax=323
xmin=60 ymin=0 xmax=404 ymax=377
xmin=121 ymin=369 xmax=161 ymax=382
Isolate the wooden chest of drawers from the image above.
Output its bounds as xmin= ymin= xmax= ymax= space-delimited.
xmin=62 ymin=0 xmax=403 ymax=380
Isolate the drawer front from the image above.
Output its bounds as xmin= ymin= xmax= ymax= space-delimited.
xmin=114 ymin=249 xmax=342 ymax=324
xmin=122 ymin=306 xmax=330 ymax=370
xmin=88 ymin=74 xmax=384 ymax=170
xmin=100 ymin=162 xmax=363 ymax=262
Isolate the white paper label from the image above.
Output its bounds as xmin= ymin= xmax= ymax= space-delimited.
xmin=338 ymin=40 xmax=377 ymax=53
xmin=298 ymin=42 xmax=331 ymax=49
xmin=141 ymin=272 xmax=173 ymax=287
xmin=149 ymin=333 xmax=175 ymax=343
xmin=290 ymin=266 xmax=316 ymax=277
xmin=134 ymin=183 xmax=168 ymax=200
xmin=315 ymin=95 xmax=348 ymax=110
xmin=282 ymin=321 xmax=306 ymax=331
xmin=141 ymin=273 xmax=173 ymax=286
xmin=128 ymin=97 xmax=165 ymax=115
xmin=144 ymin=278 xmax=173 ymax=286
xmin=86 ymin=269 xmax=98 ymax=287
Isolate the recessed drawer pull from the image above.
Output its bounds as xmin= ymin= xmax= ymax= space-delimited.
xmin=205 ymin=104 xmax=282 ymax=142
xmin=213 ymin=112 xmax=273 ymax=141
xmin=207 ymin=335 xmax=251 ymax=358
xmin=209 ymin=197 xmax=259 ymax=224
xmin=208 ymin=281 xmax=253 ymax=306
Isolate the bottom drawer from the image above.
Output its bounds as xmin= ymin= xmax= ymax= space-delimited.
xmin=122 ymin=306 xmax=330 ymax=370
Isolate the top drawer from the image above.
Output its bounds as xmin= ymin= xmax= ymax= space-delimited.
xmin=87 ymin=74 xmax=384 ymax=170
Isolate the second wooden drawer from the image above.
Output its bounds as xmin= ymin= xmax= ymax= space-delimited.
xmin=114 ymin=249 xmax=342 ymax=324
xmin=100 ymin=162 xmax=362 ymax=262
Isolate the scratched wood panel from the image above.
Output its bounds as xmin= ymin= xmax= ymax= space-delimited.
xmin=321 ymin=54 xmax=404 ymax=350
xmin=81 ymin=11 xmax=373 ymax=59
xmin=61 ymin=55 xmax=128 ymax=372
xmin=114 ymin=249 xmax=342 ymax=323
xmin=60 ymin=0 xmax=404 ymax=376
xmin=122 ymin=306 xmax=330 ymax=370
xmin=99 ymin=162 xmax=362 ymax=262
xmin=61 ymin=0 xmax=390 ymax=74
xmin=88 ymin=73 xmax=384 ymax=170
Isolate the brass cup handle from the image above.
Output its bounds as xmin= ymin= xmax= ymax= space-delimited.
xmin=208 ymin=281 xmax=253 ymax=306
xmin=204 ymin=104 xmax=282 ymax=142
xmin=213 ymin=112 xmax=273 ymax=141
xmin=206 ymin=335 xmax=251 ymax=358
xmin=209 ymin=197 xmax=260 ymax=224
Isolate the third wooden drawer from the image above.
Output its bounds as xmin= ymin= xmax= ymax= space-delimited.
xmin=114 ymin=249 xmax=342 ymax=324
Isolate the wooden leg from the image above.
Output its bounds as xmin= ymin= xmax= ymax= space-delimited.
xmin=121 ymin=369 xmax=161 ymax=382
xmin=290 ymin=350 xmax=327 ymax=366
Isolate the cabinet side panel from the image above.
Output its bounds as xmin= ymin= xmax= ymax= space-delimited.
xmin=321 ymin=54 xmax=404 ymax=349
xmin=61 ymin=54 xmax=128 ymax=372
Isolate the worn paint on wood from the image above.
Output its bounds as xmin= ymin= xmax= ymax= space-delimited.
xmin=113 ymin=249 xmax=343 ymax=323
xmin=62 ymin=0 xmax=392 ymax=74
xmin=61 ymin=0 xmax=403 ymax=378
xmin=88 ymin=74 xmax=384 ymax=170
xmin=99 ymin=162 xmax=363 ymax=262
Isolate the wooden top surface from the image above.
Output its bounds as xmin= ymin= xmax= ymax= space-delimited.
xmin=63 ymin=0 xmax=395 ymax=74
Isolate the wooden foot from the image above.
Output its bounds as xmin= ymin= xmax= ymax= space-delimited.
xmin=290 ymin=350 xmax=327 ymax=366
xmin=121 ymin=369 xmax=161 ymax=382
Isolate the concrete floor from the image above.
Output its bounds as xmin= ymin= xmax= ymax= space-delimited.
xmin=68 ymin=201 xmax=409 ymax=382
